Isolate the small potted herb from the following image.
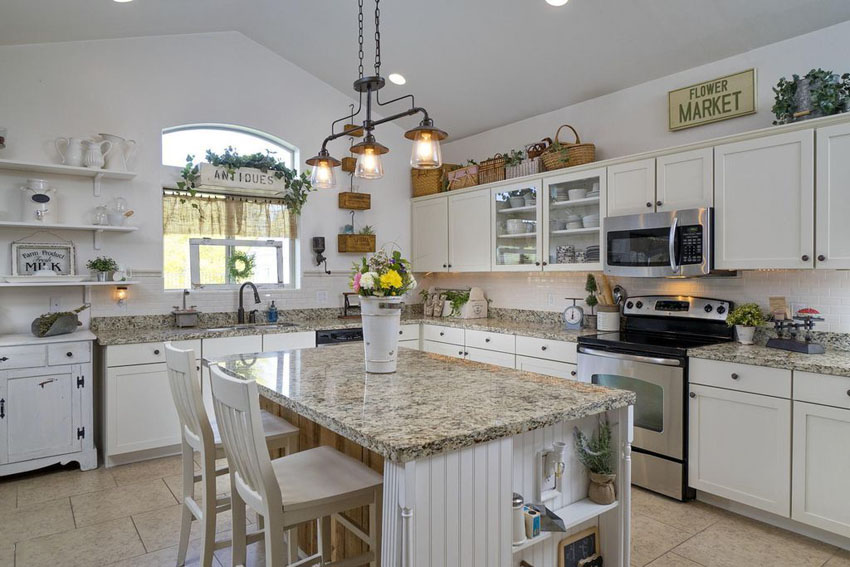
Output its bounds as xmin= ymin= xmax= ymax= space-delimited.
xmin=575 ymin=419 xmax=616 ymax=505
xmin=86 ymin=256 xmax=119 ymax=282
xmin=726 ymin=303 xmax=765 ymax=345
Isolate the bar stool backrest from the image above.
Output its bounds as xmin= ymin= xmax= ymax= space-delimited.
xmin=165 ymin=343 xmax=214 ymax=454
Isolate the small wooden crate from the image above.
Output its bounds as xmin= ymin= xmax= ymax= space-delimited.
xmin=338 ymin=234 xmax=376 ymax=253
xmin=338 ymin=192 xmax=371 ymax=210
xmin=341 ymin=156 xmax=357 ymax=173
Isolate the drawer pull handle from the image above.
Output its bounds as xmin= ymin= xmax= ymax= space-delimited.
xmin=731 ymin=373 xmax=739 ymax=380
xmin=541 ymin=346 xmax=548 ymax=351
xmin=39 ymin=379 xmax=56 ymax=388
xmin=689 ymin=392 xmax=696 ymax=398
xmin=66 ymin=351 xmax=74 ymax=357
xmin=154 ymin=349 xmax=161 ymax=355
xmin=0 ymin=356 xmax=7 ymax=362
xmin=570 ymin=370 xmax=577 ymax=377
xmin=0 ymin=399 xmax=4 ymax=419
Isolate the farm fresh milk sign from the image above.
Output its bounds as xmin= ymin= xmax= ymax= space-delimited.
xmin=198 ymin=164 xmax=287 ymax=192
xmin=669 ymin=69 xmax=756 ymax=131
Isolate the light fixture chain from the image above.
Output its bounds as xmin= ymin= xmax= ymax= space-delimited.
xmin=358 ymin=0 xmax=364 ymax=78
xmin=374 ymin=0 xmax=381 ymax=76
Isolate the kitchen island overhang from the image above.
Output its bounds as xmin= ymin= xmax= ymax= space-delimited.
xmin=209 ymin=345 xmax=635 ymax=566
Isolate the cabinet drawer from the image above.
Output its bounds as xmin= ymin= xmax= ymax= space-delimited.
xmin=690 ymin=358 xmax=791 ymax=398
xmin=0 ymin=345 xmax=47 ymax=369
xmin=47 ymin=342 xmax=91 ymax=366
xmin=202 ymin=335 xmax=263 ymax=358
xmin=398 ymin=324 xmax=420 ymax=341
xmin=466 ymin=347 xmax=515 ymax=369
xmin=422 ymin=324 xmax=464 ymax=345
xmin=107 ymin=339 xmax=201 ymax=367
xmin=399 ymin=339 xmax=420 ymax=351
xmin=516 ymin=355 xmax=578 ymax=380
xmin=422 ymin=339 xmax=465 ymax=359
xmin=515 ymin=336 xmax=577 ymax=363
xmin=794 ymin=371 xmax=850 ymax=410
xmin=465 ymin=329 xmax=515 ymax=353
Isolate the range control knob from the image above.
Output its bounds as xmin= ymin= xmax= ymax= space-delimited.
xmin=716 ymin=305 xmax=727 ymax=315
xmin=626 ymin=301 xmax=634 ymax=309
xmin=704 ymin=304 xmax=713 ymax=313
xmin=635 ymin=301 xmax=644 ymax=309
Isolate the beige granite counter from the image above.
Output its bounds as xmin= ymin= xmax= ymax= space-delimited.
xmin=211 ymin=344 xmax=635 ymax=462
xmin=689 ymin=342 xmax=850 ymax=378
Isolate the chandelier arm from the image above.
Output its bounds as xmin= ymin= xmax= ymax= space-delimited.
xmin=328 ymin=94 xmax=364 ymax=137
xmin=369 ymin=106 xmax=428 ymax=129
xmin=375 ymin=90 xmax=416 ymax=109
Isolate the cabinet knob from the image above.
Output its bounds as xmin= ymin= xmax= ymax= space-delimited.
xmin=802 ymin=255 xmax=810 ymax=262
xmin=689 ymin=392 xmax=696 ymax=398
xmin=442 ymin=264 xmax=447 ymax=268
xmin=439 ymin=331 xmax=445 ymax=336
xmin=541 ymin=346 xmax=548 ymax=351
xmin=398 ymin=330 xmax=403 ymax=335
xmin=731 ymin=373 xmax=739 ymax=380
xmin=0 ymin=357 xmax=7 ymax=362
xmin=646 ymin=202 xmax=653 ymax=208
xmin=154 ymin=349 xmax=161 ymax=355
xmin=66 ymin=351 xmax=73 ymax=358
xmin=485 ymin=338 xmax=491 ymax=343
xmin=535 ymin=261 xmax=541 ymax=266
xmin=458 ymin=350 xmax=464 ymax=356
xmin=818 ymin=255 xmax=826 ymax=262
xmin=656 ymin=200 xmax=662 ymax=207
xmin=846 ymin=389 xmax=850 ymax=398
xmin=542 ymin=261 xmax=548 ymax=266
xmin=464 ymin=351 xmax=469 ymax=356
xmin=570 ymin=370 xmax=577 ymax=377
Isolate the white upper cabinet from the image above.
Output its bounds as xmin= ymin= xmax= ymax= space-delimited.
xmin=607 ymin=158 xmax=656 ymax=217
xmin=714 ymin=130 xmax=814 ymax=269
xmin=448 ymin=189 xmax=491 ymax=272
xmin=412 ymin=197 xmax=449 ymax=272
xmin=816 ymin=122 xmax=850 ymax=269
xmin=491 ymin=179 xmax=542 ymax=271
xmin=656 ymin=148 xmax=713 ymax=212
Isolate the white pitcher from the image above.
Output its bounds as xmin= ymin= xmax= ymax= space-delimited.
xmin=99 ymin=133 xmax=136 ymax=171
xmin=82 ymin=139 xmax=112 ymax=169
xmin=55 ymin=137 xmax=89 ymax=167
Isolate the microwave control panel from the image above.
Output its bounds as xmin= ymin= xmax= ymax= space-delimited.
xmin=679 ymin=225 xmax=704 ymax=264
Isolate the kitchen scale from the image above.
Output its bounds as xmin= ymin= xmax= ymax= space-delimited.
xmin=563 ymin=298 xmax=584 ymax=330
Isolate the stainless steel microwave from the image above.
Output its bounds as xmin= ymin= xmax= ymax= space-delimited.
xmin=604 ymin=208 xmax=713 ymax=277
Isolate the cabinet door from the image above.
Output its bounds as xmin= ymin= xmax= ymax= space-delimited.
xmin=792 ymin=401 xmax=850 ymax=537
xmin=714 ymin=130 xmax=814 ymax=269
xmin=688 ymin=384 xmax=791 ymax=515
xmin=492 ymin=179 xmax=542 ymax=271
xmin=262 ymin=331 xmax=316 ymax=352
xmin=543 ymin=167 xmax=606 ymax=271
xmin=465 ymin=347 xmax=514 ymax=369
xmin=412 ymin=198 xmax=449 ymax=272
xmin=106 ymin=363 xmax=182 ymax=456
xmin=448 ymin=188 xmax=491 ymax=272
xmin=656 ymin=148 xmax=713 ymax=212
xmin=6 ymin=366 xmax=81 ymax=463
xmin=815 ymin=122 xmax=850 ymax=269
xmin=607 ymin=158 xmax=656 ymax=217
xmin=516 ymin=355 xmax=578 ymax=380
xmin=422 ymin=340 xmax=465 ymax=359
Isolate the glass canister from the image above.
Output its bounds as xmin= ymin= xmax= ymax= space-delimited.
xmin=93 ymin=206 xmax=109 ymax=226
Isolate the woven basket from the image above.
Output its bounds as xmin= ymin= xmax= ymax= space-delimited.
xmin=447 ymin=165 xmax=479 ymax=191
xmin=506 ymin=157 xmax=541 ymax=179
xmin=541 ymin=125 xmax=595 ymax=171
xmin=526 ymin=138 xmax=552 ymax=159
xmin=478 ymin=153 xmax=507 ymax=185
xmin=411 ymin=164 xmax=459 ymax=197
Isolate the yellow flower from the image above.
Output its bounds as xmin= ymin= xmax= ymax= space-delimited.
xmin=380 ymin=270 xmax=403 ymax=289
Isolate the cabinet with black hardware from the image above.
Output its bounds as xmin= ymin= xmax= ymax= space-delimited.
xmin=0 ymin=336 xmax=96 ymax=476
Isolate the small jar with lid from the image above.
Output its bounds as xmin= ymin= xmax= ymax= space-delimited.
xmin=511 ymin=493 xmax=526 ymax=545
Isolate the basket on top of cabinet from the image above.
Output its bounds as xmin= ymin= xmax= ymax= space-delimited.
xmin=541 ymin=125 xmax=596 ymax=171
xmin=478 ymin=153 xmax=507 ymax=185
xmin=411 ymin=163 xmax=459 ymax=197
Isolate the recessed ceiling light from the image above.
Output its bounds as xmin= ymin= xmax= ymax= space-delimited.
xmin=388 ymin=73 xmax=406 ymax=85
xmin=113 ymin=0 xmax=133 ymax=3
xmin=546 ymin=0 xmax=569 ymax=5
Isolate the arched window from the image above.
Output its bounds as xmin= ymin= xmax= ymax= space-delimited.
xmin=162 ymin=125 xmax=299 ymax=291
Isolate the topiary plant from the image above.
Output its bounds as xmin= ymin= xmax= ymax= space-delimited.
xmin=585 ymin=274 xmax=599 ymax=314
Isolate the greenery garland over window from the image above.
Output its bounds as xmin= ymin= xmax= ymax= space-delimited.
xmin=227 ymin=251 xmax=256 ymax=281
xmin=177 ymin=147 xmax=314 ymax=215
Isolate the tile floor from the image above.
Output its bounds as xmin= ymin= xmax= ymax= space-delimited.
xmin=0 ymin=457 xmax=848 ymax=567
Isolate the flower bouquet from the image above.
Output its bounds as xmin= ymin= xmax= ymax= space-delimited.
xmin=350 ymin=249 xmax=417 ymax=373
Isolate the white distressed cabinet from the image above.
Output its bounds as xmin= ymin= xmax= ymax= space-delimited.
xmin=655 ymin=148 xmax=713 ymax=212
xmin=815 ymin=122 xmax=850 ymax=269
xmin=411 ymin=197 xmax=449 ymax=272
xmin=714 ymin=130 xmax=815 ymax=269
xmin=607 ymin=158 xmax=656 ymax=217
xmin=448 ymin=188 xmax=491 ymax=272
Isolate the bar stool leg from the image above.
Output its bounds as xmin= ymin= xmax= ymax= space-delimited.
xmin=319 ymin=516 xmax=332 ymax=562
xmin=176 ymin=442 xmax=194 ymax=566
xmin=199 ymin=452 xmax=217 ymax=567
xmin=286 ymin=527 xmax=298 ymax=564
xmin=370 ymin=488 xmax=383 ymax=567
xmin=264 ymin=523 xmax=285 ymax=567
xmin=230 ymin=484 xmax=247 ymax=567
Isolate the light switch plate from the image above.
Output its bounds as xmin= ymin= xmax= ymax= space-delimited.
xmin=49 ymin=296 xmax=61 ymax=313
xmin=316 ymin=290 xmax=328 ymax=303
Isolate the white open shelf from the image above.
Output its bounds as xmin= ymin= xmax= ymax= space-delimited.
xmin=512 ymin=498 xmax=619 ymax=554
xmin=551 ymin=227 xmax=600 ymax=236
xmin=497 ymin=204 xmax=536 ymax=214
xmin=0 ymin=220 xmax=138 ymax=249
xmin=498 ymin=232 xmax=537 ymax=239
xmin=0 ymin=280 xmax=139 ymax=288
xmin=550 ymin=196 xmax=600 ymax=209
xmin=0 ymin=158 xmax=137 ymax=196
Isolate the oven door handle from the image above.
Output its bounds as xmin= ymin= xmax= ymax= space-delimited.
xmin=669 ymin=215 xmax=680 ymax=274
xmin=578 ymin=346 xmax=682 ymax=367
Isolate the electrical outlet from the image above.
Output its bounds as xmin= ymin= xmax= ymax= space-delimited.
xmin=316 ymin=290 xmax=328 ymax=303
xmin=49 ymin=296 xmax=61 ymax=313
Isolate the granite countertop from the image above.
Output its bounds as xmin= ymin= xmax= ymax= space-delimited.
xmin=93 ymin=315 xmax=593 ymax=346
xmin=689 ymin=342 xmax=850 ymax=378
xmin=211 ymin=344 xmax=635 ymax=463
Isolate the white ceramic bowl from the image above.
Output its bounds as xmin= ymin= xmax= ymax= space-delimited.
xmin=506 ymin=219 xmax=525 ymax=234
xmin=582 ymin=214 xmax=600 ymax=228
xmin=566 ymin=213 xmax=582 ymax=223
xmin=568 ymin=188 xmax=588 ymax=200
xmin=508 ymin=197 xmax=526 ymax=208
xmin=566 ymin=221 xmax=583 ymax=230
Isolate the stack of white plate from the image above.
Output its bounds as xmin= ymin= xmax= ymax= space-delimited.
xmin=582 ymin=213 xmax=600 ymax=228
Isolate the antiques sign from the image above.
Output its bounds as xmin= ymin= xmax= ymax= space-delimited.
xmin=669 ymin=69 xmax=756 ymax=131
xmin=198 ymin=163 xmax=288 ymax=192
xmin=12 ymin=242 xmax=76 ymax=275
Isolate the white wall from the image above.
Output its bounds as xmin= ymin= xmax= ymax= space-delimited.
xmin=0 ymin=32 xmax=411 ymax=333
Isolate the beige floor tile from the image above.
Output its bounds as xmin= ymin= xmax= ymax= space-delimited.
xmin=131 ymin=503 xmax=239 ymax=552
xmin=632 ymin=488 xmax=726 ymax=534
xmin=16 ymin=516 xmax=145 ymax=567
xmin=15 ymin=466 xmax=116 ymax=507
xmin=0 ymin=481 xmax=17 ymax=510
xmin=0 ymin=497 xmax=75 ymax=546
xmin=673 ymin=513 xmax=836 ymax=567
xmin=214 ymin=540 xmax=267 ymax=567
xmin=631 ymin=513 xmax=693 ymax=567
xmin=71 ymin=478 xmax=177 ymax=528
xmin=0 ymin=544 xmax=14 ymax=567
xmin=825 ymin=550 xmax=850 ymax=566
xmin=110 ymin=456 xmax=185 ymax=486
xmin=163 ymin=471 xmax=231 ymax=503
xmin=107 ymin=539 xmax=223 ymax=567
xmin=646 ymin=552 xmax=704 ymax=567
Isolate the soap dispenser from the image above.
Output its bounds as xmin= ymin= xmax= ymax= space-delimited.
xmin=267 ymin=300 xmax=279 ymax=323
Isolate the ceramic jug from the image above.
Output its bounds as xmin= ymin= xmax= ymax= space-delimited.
xmin=21 ymin=179 xmax=57 ymax=222
xmin=82 ymin=139 xmax=112 ymax=169
xmin=55 ymin=137 xmax=89 ymax=167
xmin=99 ymin=133 xmax=136 ymax=171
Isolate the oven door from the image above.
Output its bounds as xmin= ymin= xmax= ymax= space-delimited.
xmin=604 ymin=208 xmax=711 ymax=277
xmin=578 ymin=347 xmax=684 ymax=459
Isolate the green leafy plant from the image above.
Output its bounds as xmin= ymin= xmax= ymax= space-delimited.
xmin=33 ymin=304 xmax=89 ymax=337
xmin=585 ymin=274 xmax=599 ymax=314
xmin=574 ymin=419 xmax=614 ymax=475
xmin=444 ymin=290 xmax=471 ymax=316
xmin=726 ymin=303 xmax=766 ymax=327
xmin=772 ymin=75 xmax=799 ymax=125
xmin=86 ymin=256 xmax=119 ymax=273
xmin=358 ymin=225 xmax=375 ymax=235
xmin=772 ymin=69 xmax=850 ymax=124
xmin=461 ymin=159 xmax=478 ymax=167
xmin=504 ymin=149 xmax=526 ymax=167
xmin=227 ymin=251 xmax=256 ymax=281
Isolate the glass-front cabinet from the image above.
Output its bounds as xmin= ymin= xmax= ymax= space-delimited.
xmin=491 ymin=179 xmax=542 ymax=270
xmin=542 ymin=167 xmax=606 ymax=271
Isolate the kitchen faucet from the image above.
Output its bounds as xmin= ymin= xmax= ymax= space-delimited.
xmin=237 ymin=281 xmax=261 ymax=324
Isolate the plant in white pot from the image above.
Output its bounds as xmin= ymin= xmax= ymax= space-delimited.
xmin=726 ymin=303 xmax=765 ymax=345
xmin=350 ymin=249 xmax=417 ymax=373
xmin=575 ymin=419 xmax=616 ymax=505
xmin=86 ymin=256 xmax=119 ymax=282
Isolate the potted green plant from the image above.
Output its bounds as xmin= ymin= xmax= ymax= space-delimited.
xmin=726 ymin=302 xmax=765 ymax=345
xmin=575 ymin=419 xmax=615 ymax=505
xmin=772 ymin=68 xmax=850 ymax=124
xmin=86 ymin=256 xmax=119 ymax=282
xmin=443 ymin=289 xmax=471 ymax=317
xmin=584 ymin=274 xmax=599 ymax=328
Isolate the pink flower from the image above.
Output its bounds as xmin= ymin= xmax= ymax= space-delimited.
xmin=352 ymin=272 xmax=362 ymax=293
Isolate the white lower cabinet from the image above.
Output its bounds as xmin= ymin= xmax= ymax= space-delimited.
xmin=465 ymin=347 xmax=514 ymax=369
xmin=516 ymin=355 xmax=577 ymax=380
xmin=792 ymin=400 xmax=850 ymax=537
xmin=422 ymin=339 xmax=465 ymax=359
xmin=688 ymin=383 xmax=791 ymax=516
xmin=262 ymin=331 xmax=316 ymax=351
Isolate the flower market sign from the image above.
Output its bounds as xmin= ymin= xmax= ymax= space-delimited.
xmin=198 ymin=163 xmax=288 ymax=192
xmin=669 ymin=69 xmax=756 ymax=131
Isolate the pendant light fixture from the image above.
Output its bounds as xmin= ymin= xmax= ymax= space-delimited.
xmin=306 ymin=0 xmax=448 ymax=186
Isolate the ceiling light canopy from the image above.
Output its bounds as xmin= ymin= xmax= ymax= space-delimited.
xmin=546 ymin=0 xmax=569 ymax=5
xmin=308 ymin=0 xmax=447 ymax=186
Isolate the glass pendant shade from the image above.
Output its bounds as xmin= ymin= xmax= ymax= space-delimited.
xmin=354 ymin=148 xmax=384 ymax=179
xmin=306 ymin=151 xmax=341 ymax=189
xmin=409 ymin=130 xmax=442 ymax=169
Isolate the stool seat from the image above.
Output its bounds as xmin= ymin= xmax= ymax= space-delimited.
xmin=211 ymin=409 xmax=299 ymax=447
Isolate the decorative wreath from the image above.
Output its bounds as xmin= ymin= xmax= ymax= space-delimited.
xmin=227 ymin=251 xmax=256 ymax=281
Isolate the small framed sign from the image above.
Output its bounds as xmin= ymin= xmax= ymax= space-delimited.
xmin=669 ymin=69 xmax=756 ymax=131
xmin=558 ymin=527 xmax=600 ymax=567
xmin=198 ymin=163 xmax=288 ymax=193
xmin=12 ymin=242 xmax=76 ymax=275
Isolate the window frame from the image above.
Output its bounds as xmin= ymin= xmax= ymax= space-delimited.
xmin=188 ymin=237 xmax=295 ymax=290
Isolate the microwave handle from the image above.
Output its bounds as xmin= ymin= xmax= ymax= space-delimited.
xmin=669 ymin=215 xmax=680 ymax=274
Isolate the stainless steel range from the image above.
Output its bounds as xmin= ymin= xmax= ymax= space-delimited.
xmin=577 ymin=295 xmax=734 ymax=500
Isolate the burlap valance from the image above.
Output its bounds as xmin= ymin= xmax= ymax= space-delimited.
xmin=163 ymin=191 xmax=297 ymax=239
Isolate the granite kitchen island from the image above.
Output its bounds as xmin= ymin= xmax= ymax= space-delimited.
xmin=211 ymin=344 xmax=635 ymax=567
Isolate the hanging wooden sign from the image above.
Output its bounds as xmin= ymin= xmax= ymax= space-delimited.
xmin=197 ymin=163 xmax=288 ymax=192
xmin=12 ymin=242 xmax=76 ymax=275
xmin=668 ymin=69 xmax=756 ymax=131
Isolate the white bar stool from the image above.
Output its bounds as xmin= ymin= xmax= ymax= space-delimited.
xmin=165 ymin=343 xmax=300 ymax=567
xmin=209 ymin=363 xmax=383 ymax=567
